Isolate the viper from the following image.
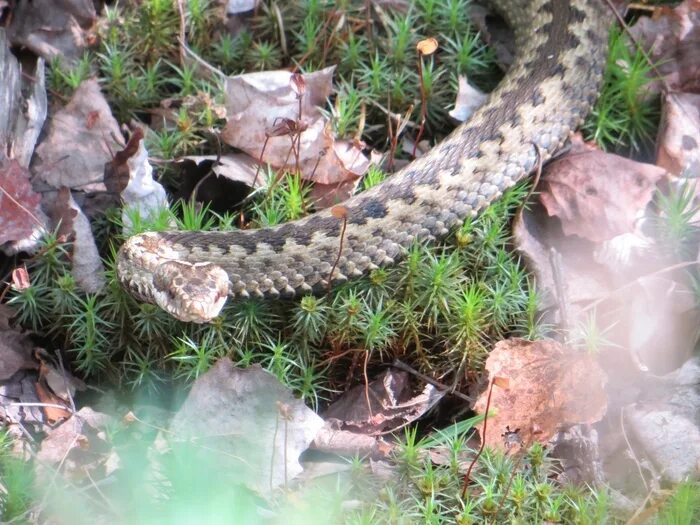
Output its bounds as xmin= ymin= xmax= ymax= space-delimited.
xmin=117 ymin=0 xmax=609 ymax=323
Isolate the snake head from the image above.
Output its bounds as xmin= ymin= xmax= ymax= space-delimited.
xmin=152 ymin=260 xmax=229 ymax=323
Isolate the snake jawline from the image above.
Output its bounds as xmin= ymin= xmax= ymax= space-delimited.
xmin=117 ymin=0 xmax=609 ymax=323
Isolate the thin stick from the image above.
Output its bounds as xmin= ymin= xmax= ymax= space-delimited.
xmin=580 ymin=260 xmax=699 ymax=314
xmin=462 ymin=379 xmax=495 ymax=498
xmin=327 ymin=206 xmax=348 ymax=293
xmin=392 ymin=359 xmax=474 ymax=403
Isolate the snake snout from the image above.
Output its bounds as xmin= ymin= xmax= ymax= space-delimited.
xmin=153 ymin=260 xmax=230 ymax=323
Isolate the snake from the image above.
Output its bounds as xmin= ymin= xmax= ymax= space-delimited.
xmin=117 ymin=0 xmax=609 ymax=323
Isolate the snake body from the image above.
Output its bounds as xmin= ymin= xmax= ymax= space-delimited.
xmin=117 ymin=0 xmax=609 ymax=323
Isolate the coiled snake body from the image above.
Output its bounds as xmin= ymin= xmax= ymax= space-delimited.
xmin=118 ymin=0 xmax=609 ymax=323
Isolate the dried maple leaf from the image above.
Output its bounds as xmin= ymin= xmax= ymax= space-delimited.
xmin=0 ymin=158 xmax=43 ymax=245
xmin=539 ymin=149 xmax=666 ymax=242
xmin=473 ymin=339 xmax=607 ymax=450
xmin=657 ymin=92 xmax=700 ymax=175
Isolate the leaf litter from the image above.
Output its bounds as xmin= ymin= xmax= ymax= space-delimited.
xmin=1 ymin=0 xmax=700 ymax=520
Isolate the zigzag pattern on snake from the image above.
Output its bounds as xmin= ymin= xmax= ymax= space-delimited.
xmin=117 ymin=0 xmax=609 ymax=323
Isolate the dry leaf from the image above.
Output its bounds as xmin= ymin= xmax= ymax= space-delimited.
xmin=45 ymin=187 xmax=105 ymax=292
xmin=656 ymin=92 xmax=700 ymax=175
xmin=630 ymin=0 xmax=700 ymax=93
xmin=473 ymin=339 xmax=607 ymax=449
xmin=0 ymin=329 xmax=36 ymax=381
xmin=6 ymin=0 xmax=97 ymax=63
xmin=0 ymin=158 xmax=44 ymax=246
xmin=169 ymin=360 xmax=324 ymax=492
xmin=514 ymin=204 xmax=616 ymax=310
xmin=36 ymin=407 xmax=114 ymax=480
xmin=449 ymin=75 xmax=488 ymax=122
xmin=310 ymin=178 xmax=361 ymax=209
xmin=323 ymin=369 xmax=445 ymax=435
xmin=540 ymin=149 xmax=666 ymax=242
xmin=11 ymin=267 xmax=30 ymax=291
xmin=34 ymin=79 xmax=123 ymax=192
xmin=119 ymin=132 xmax=169 ymax=233
xmin=180 ymin=153 xmax=265 ymax=190
xmin=35 ymin=381 xmax=71 ymax=424
xmin=222 ymin=68 xmax=369 ymax=188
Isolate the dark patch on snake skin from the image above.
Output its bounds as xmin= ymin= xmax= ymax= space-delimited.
xmin=531 ymin=88 xmax=545 ymax=107
xmin=586 ymin=28 xmax=605 ymax=48
xmin=569 ymin=4 xmax=587 ymax=22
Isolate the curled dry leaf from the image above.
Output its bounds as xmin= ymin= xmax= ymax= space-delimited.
xmin=222 ymin=67 xmax=369 ymax=191
xmin=46 ymin=187 xmax=105 ymax=293
xmin=449 ymin=75 xmax=488 ymax=123
xmin=323 ymin=369 xmax=445 ymax=435
xmin=34 ymin=79 xmax=124 ymax=192
xmin=473 ymin=339 xmax=607 ymax=450
xmin=630 ymin=0 xmax=700 ymax=93
xmin=0 ymin=158 xmax=44 ymax=247
xmin=656 ymin=92 xmax=700 ymax=176
xmin=540 ymin=148 xmax=666 ymax=242
xmin=119 ymin=132 xmax=169 ymax=233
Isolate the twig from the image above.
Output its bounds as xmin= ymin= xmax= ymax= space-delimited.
xmin=549 ymin=247 xmax=570 ymax=336
xmin=462 ymin=378 xmax=494 ymax=498
xmin=620 ymin=405 xmax=650 ymax=492
xmin=179 ymin=39 xmax=227 ymax=80
xmin=601 ymin=0 xmax=672 ymax=95
xmin=580 ymin=260 xmax=699 ymax=314
xmin=175 ymin=0 xmax=187 ymax=67
xmin=391 ymin=359 xmax=474 ymax=403
xmin=363 ymin=349 xmax=373 ymax=418
xmin=328 ymin=205 xmax=349 ymax=293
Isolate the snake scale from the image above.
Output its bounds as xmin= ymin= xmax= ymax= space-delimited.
xmin=117 ymin=0 xmax=609 ymax=323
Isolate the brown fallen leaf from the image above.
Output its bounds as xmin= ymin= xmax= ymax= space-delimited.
xmin=0 ymin=329 xmax=36 ymax=381
xmin=35 ymin=381 xmax=71 ymax=424
xmin=104 ymin=127 xmax=144 ymax=195
xmin=513 ymin=204 xmax=616 ymax=310
xmin=6 ymin=0 xmax=97 ymax=63
xmin=539 ymin=148 xmax=666 ymax=242
xmin=44 ymin=187 xmax=105 ymax=292
xmin=630 ymin=0 xmax=700 ymax=94
xmin=36 ymin=407 xmax=114 ymax=480
xmin=473 ymin=338 xmax=607 ymax=450
xmin=34 ymin=79 xmax=124 ymax=192
xmin=656 ymin=92 xmax=700 ymax=176
xmin=0 ymin=157 xmax=44 ymax=246
xmin=222 ymin=68 xmax=369 ymax=189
